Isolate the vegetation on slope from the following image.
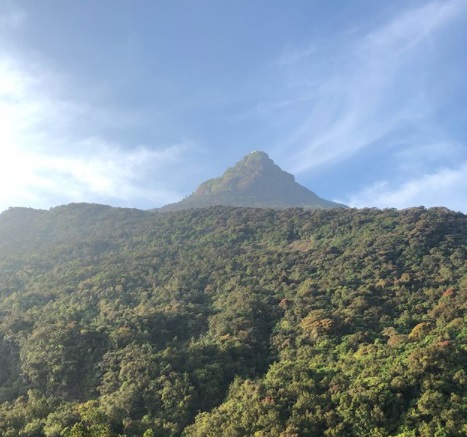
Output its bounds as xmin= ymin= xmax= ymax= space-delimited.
xmin=0 ymin=204 xmax=466 ymax=436
xmin=162 ymin=152 xmax=347 ymax=210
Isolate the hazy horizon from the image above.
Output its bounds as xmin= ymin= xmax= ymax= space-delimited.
xmin=1 ymin=1 xmax=466 ymax=213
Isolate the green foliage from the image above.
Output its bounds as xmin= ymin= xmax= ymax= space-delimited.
xmin=163 ymin=152 xmax=346 ymax=210
xmin=0 ymin=204 xmax=466 ymax=436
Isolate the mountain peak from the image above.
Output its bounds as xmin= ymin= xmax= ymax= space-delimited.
xmin=248 ymin=150 xmax=270 ymax=158
xmin=195 ymin=150 xmax=294 ymax=196
xmin=240 ymin=150 xmax=280 ymax=168
xmin=162 ymin=151 xmax=347 ymax=210
xmin=245 ymin=150 xmax=274 ymax=163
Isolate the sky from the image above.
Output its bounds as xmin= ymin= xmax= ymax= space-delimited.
xmin=1 ymin=0 xmax=467 ymax=213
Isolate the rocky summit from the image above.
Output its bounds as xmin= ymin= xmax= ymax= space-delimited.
xmin=162 ymin=151 xmax=347 ymax=210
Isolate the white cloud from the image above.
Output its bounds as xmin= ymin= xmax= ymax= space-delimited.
xmin=0 ymin=137 xmax=187 ymax=212
xmin=0 ymin=51 xmax=188 ymax=212
xmin=346 ymin=161 xmax=467 ymax=212
xmin=276 ymin=0 xmax=467 ymax=174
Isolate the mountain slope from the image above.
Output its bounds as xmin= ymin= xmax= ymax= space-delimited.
xmin=162 ymin=151 xmax=347 ymax=210
xmin=0 ymin=204 xmax=466 ymax=436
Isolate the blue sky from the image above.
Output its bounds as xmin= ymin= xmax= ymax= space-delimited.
xmin=1 ymin=0 xmax=466 ymax=212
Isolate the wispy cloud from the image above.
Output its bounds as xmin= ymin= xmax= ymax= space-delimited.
xmin=0 ymin=48 xmax=189 ymax=212
xmin=273 ymin=0 xmax=466 ymax=173
xmin=346 ymin=160 xmax=467 ymax=212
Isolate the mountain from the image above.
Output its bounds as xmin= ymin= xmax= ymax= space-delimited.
xmin=162 ymin=151 xmax=347 ymax=210
xmin=0 ymin=204 xmax=466 ymax=436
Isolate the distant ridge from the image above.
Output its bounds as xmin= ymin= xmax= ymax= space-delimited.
xmin=162 ymin=151 xmax=347 ymax=210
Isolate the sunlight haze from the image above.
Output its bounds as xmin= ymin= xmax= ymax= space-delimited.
xmin=0 ymin=0 xmax=466 ymax=212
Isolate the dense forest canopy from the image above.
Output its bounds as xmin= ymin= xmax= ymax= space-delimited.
xmin=0 ymin=204 xmax=466 ymax=436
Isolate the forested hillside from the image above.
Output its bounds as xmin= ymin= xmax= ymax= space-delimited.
xmin=161 ymin=152 xmax=347 ymax=210
xmin=0 ymin=204 xmax=466 ymax=436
